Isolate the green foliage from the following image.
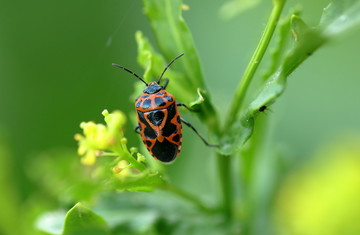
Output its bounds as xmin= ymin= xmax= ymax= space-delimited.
xmin=75 ymin=109 xmax=167 ymax=192
xmin=139 ymin=0 xmax=220 ymax=135
xmin=219 ymin=0 xmax=360 ymax=154
xmin=62 ymin=203 xmax=109 ymax=235
xmin=142 ymin=0 xmax=205 ymax=91
xmin=33 ymin=0 xmax=360 ymax=234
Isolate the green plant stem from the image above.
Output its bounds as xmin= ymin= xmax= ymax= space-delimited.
xmin=100 ymin=152 xmax=119 ymax=157
xmin=113 ymin=145 xmax=146 ymax=172
xmin=216 ymin=0 xmax=286 ymax=220
xmin=216 ymin=153 xmax=232 ymax=219
xmin=223 ymin=0 xmax=286 ymax=132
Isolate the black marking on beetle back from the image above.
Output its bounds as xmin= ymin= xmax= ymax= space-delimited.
xmin=152 ymin=138 xmax=178 ymax=162
xmin=147 ymin=110 xmax=165 ymax=126
xmin=167 ymin=103 xmax=176 ymax=120
xmin=162 ymin=123 xmax=177 ymax=137
xmin=137 ymin=111 xmax=157 ymax=139
xmin=144 ymin=126 xmax=157 ymax=139
xmin=155 ymin=97 xmax=166 ymax=107
xmin=172 ymin=134 xmax=180 ymax=142
xmin=162 ymin=104 xmax=179 ymax=137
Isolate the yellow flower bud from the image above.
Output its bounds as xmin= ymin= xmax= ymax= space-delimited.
xmin=121 ymin=137 xmax=128 ymax=145
xmin=102 ymin=109 xmax=109 ymax=117
xmin=113 ymin=166 xmax=121 ymax=173
xmin=130 ymin=147 xmax=138 ymax=155
xmin=81 ymin=151 xmax=96 ymax=166
xmin=74 ymin=133 xmax=83 ymax=141
xmin=137 ymin=153 xmax=146 ymax=162
xmin=77 ymin=144 xmax=87 ymax=155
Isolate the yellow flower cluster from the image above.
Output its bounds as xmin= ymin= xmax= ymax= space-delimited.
xmin=74 ymin=109 xmax=126 ymax=165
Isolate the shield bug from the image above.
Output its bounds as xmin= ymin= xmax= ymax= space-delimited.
xmin=112 ymin=53 xmax=217 ymax=162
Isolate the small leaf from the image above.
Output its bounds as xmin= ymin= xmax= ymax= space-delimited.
xmin=263 ymin=7 xmax=301 ymax=81
xmin=63 ymin=203 xmax=109 ymax=235
xmin=189 ymin=88 xmax=221 ymax=135
xmin=219 ymin=117 xmax=254 ymax=155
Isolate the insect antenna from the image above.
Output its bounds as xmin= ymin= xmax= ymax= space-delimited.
xmin=112 ymin=63 xmax=148 ymax=86
xmin=157 ymin=53 xmax=184 ymax=83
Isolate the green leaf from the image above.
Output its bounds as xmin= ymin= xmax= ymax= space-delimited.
xmin=142 ymin=0 xmax=205 ymax=92
xmin=219 ymin=118 xmax=254 ymax=155
xmin=281 ymin=15 xmax=326 ymax=77
xmin=263 ymin=7 xmax=302 ymax=81
xmin=220 ymin=0 xmax=360 ymax=154
xmin=320 ymin=0 xmax=360 ymax=37
xmin=137 ymin=0 xmax=220 ymax=135
xmin=92 ymin=191 xmax=230 ymax=234
xmin=134 ymin=31 xmax=191 ymax=103
xmin=63 ymin=203 xmax=109 ymax=235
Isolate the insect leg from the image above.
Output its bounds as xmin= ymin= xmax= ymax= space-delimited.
xmin=180 ymin=117 xmax=219 ymax=147
xmin=134 ymin=125 xmax=141 ymax=134
xmin=177 ymin=103 xmax=197 ymax=112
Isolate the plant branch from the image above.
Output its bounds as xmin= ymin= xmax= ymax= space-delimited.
xmin=216 ymin=153 xmax=232 ymax=219
xmin=113 ymin=145 xmax=146 ymax=172
xmin=223 ymin=0 xmax=286 ymax=132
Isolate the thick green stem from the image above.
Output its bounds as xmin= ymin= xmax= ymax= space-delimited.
xmin=217 ymin=153 xmax=232 ymax=219
xmin=224 ymin=0 xmax=286 ymax=131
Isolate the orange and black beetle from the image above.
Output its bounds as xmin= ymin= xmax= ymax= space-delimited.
xmin=113 ymin=53 xmax=217 ymax=162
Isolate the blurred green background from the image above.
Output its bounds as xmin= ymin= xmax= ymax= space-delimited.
xmin=1 ymin=0 xmax=360 ymax=234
